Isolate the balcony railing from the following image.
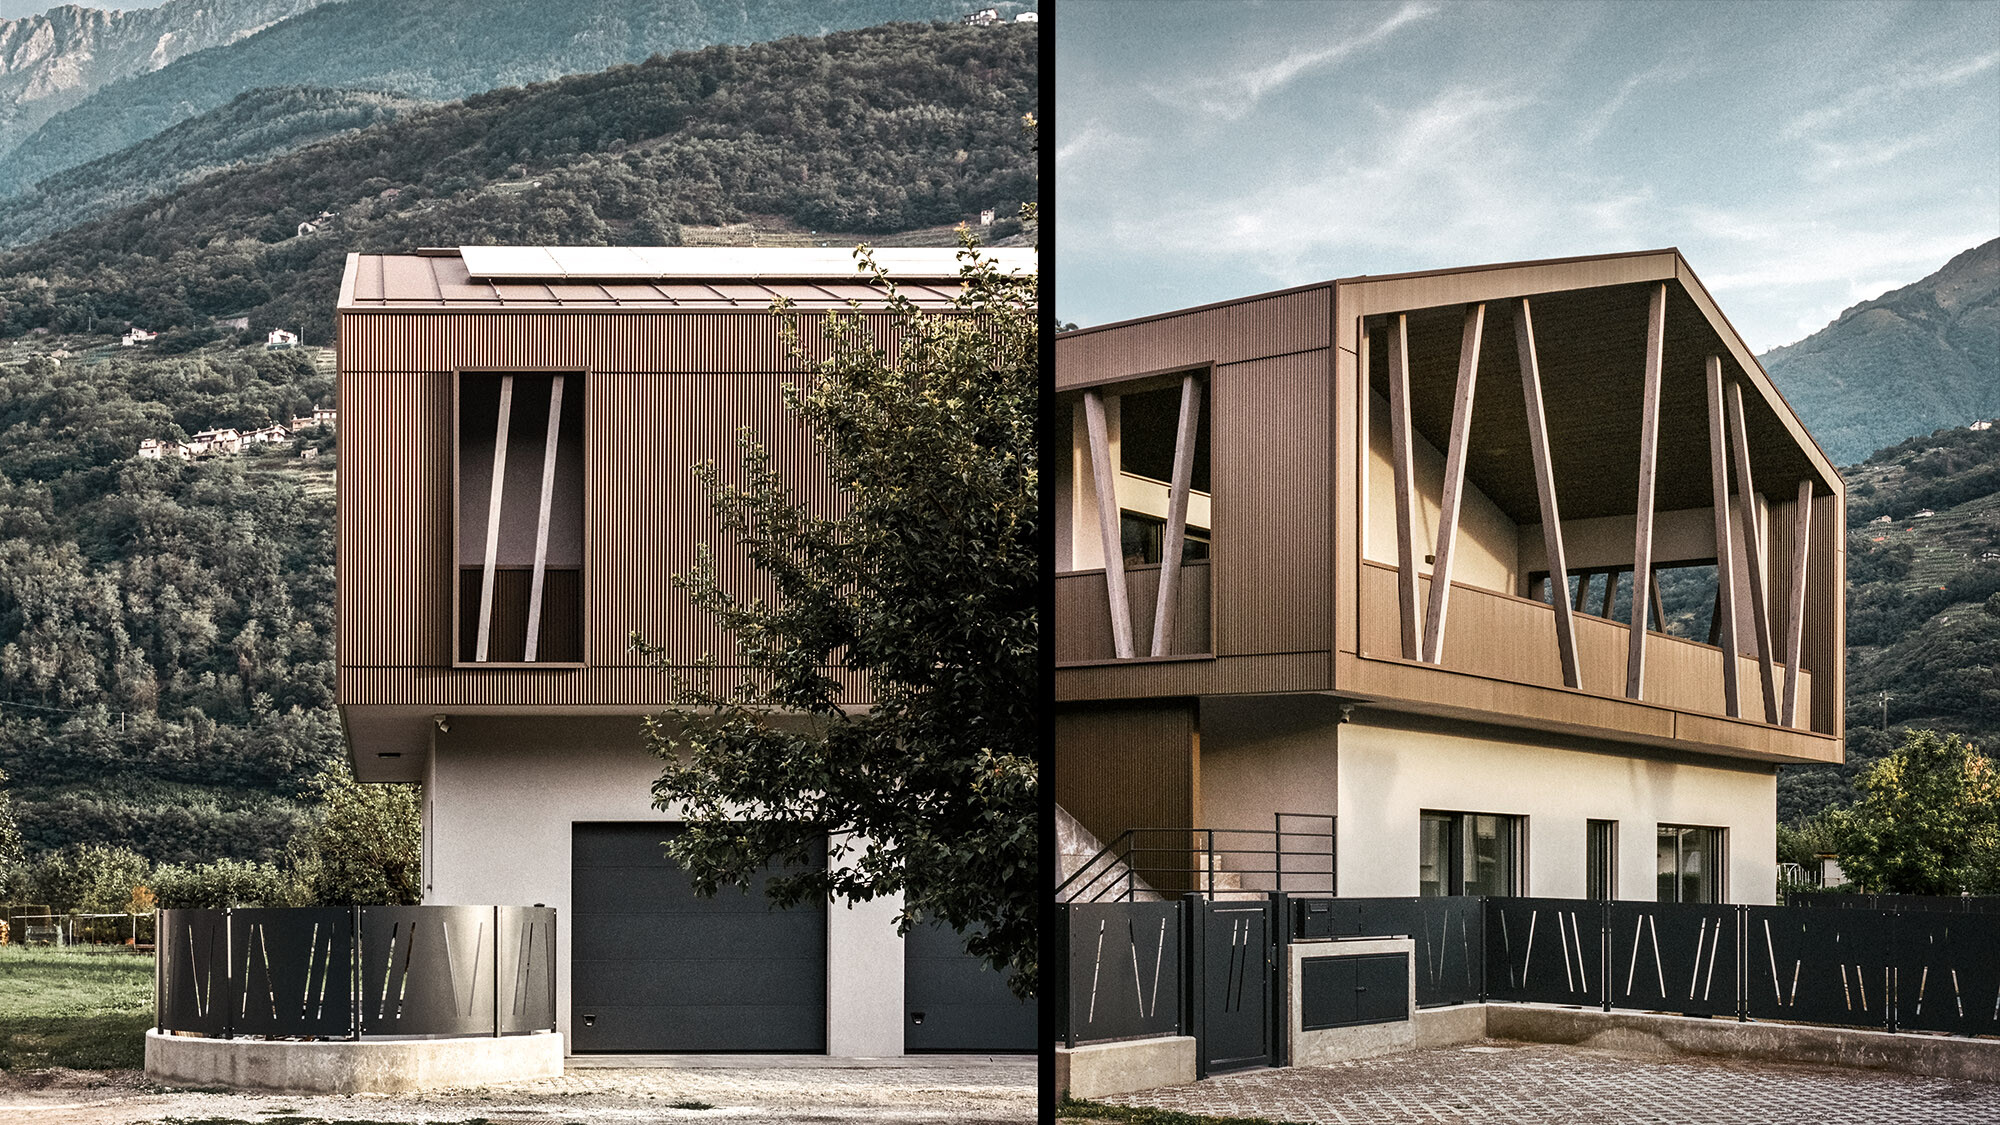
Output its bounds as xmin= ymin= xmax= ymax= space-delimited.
xmin=1055 ymin=560 xmax=1210 ymax=663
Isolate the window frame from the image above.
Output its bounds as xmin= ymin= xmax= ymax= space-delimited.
xmin=450 ymin=367 xmax=591 ymax=669
xmin=1655 ymin=824 xmax=1727 ymax=904
xmin=1586 ymin=819 xmax=1618 ymax=900
xmin=1419 ymin=810 xmax=1526 ymax=897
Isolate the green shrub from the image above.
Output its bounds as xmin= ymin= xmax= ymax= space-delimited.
xmin=21 ymin=843 xmax=152 ymax=913
xmin=150 ymin=857 xmax=299 ymax=908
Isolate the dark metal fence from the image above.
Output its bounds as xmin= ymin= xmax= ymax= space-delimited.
xmin=1059 ymin=900 xmax=1184 ymax=1047
xmin=156 ymin=905 xmax=555 ymax=1039
xmin=1060 ymin=892 xmax=2000 ymax=1050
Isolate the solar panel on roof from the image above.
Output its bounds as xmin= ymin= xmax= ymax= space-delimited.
xmin=457 ymin=244 xmax=1033 ymax=282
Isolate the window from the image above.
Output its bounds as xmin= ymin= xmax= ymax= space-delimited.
xmin=1120 ymin=511 xmax=1210 ymax=566
xmin=1118 ymin=382 xmax=1210 ymax=493
xmin=1657 ymin=825 xmax=1725 ymax=903
xmin=1587 ymin=820 xmax=1617 ymax=900
xmin=456 ymin=371 xmax=585 ymax=664
xmin=1419 ymin=811 xmax=1524 ymax=897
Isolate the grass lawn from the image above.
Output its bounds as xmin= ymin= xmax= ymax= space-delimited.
xmin=0 ymin=945 xmax=154 ymax=1070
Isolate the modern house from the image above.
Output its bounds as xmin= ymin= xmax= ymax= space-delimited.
xmin=335 ymin=244 xmax=1036 ymax=1057
xmin=1055 ymin=249 xmax=1843 ymax=907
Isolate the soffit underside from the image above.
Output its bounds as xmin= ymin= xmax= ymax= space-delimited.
xmin=1364 ymin=279 xmax=1829 ymax=525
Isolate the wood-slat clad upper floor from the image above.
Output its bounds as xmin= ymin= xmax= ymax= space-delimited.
xmin=336 ymin=306 xmax=869 ymax=712
xmin=1054 ymin=249 xmax=1844 ymax=767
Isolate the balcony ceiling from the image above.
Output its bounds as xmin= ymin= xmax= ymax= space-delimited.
xmin=1366 ymin=279 xmax=1828 ymax=525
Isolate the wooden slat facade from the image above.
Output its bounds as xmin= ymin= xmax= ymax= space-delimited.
xmin=1055 ymin=248 xmax=1845 ymax=769
xmin=339 ymin=293 xmax=904 ymax=735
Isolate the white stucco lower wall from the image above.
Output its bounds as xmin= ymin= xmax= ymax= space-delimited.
xmin=1334 ymin=716 xmax=1778 ymax=904
xmin=424 ymin=714 xmax=906 ymax=1056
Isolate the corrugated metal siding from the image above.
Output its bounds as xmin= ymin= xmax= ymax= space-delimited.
xmin=344 ymin=312 xmax=906 ymax=375
xmin=1210 ymin=348 xmax=1332 ymax=656
xmin=1055 ymin=288 xmax=1331 ymax=389
xmin=339 ymin=307 xmax=873 ymax=709
xmin=1054 ymin=702 xmax=1196 ymax=848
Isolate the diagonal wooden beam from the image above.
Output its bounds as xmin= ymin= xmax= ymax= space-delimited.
xmin=1151 ymin=373 xmax=1202 ymax=657
xmin=1627 ymin=282 xmax=1666 ymax=699
xmin=1705 ymin=356 xmax=1740 ymax=716
xmin=474 ymin=374 xmax=514 ymax=663
xmin=524 ymin=374 xmax=565 ymax=662
xmin=1599 ymin=571 xmax=1617 ymax=618
xmin=1782 ymin=478 xmax=1814 ymax=727
xmin=1516 ymin=297 xmax=1581 ymax=689
xmin=1387 ymin=314 xmax=1422 ymax=661
xmin=1728 ymin=380 xmax=1779 ymax=724
xmin=1083 ymin=390 xmax=1134 ymax=658
xmin=1422 ymin=303 xmax=1484 ymax=663
xmin=1649 ymin=567 xmax=1666 ymax=633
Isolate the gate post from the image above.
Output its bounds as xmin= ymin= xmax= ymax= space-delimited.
xmin=1600 ymin=900 xmax=1612 ymax=1012
xmin=1269 ymin=891 xmax=1290 ymax=1067
xmin=1183 ymin=892 xmax=1205 ymax=1081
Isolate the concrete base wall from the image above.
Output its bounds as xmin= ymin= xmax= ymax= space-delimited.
xmin=1412 ymin=1003 xmax=1488 ymax=1048
xmin=1289 ymin=937 xmax=1416 ymax=1067
xmin=144 ymin=1030 xmax=564 ymax=1093
xmin=1056 ymin=1036 xmax=1197 ymax=1100
xmin=1488 ymin=1005 xmax=2000 ymax=1084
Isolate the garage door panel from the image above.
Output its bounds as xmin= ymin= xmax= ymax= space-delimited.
xmin=572 ymin=823 xmax=827 ymax=1052
xmin=572 ymin=876 xmax=805 ymax=915
xmin=905 ymin=921 xmax=1035 ymax=1052
xmin=570 ymin=912 xmax=825 ymax=960
xmin=571 ymin=1003 xmax=827 ymax=1053
xmin=572 ymin=957 xmax=824 ymax=1007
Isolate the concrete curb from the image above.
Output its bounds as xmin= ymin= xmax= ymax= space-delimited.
xmin=144 ymin=1029 xmax=565 ymax=1093
xmin=1487 ymin=1005 xmax=2000 ymax=1084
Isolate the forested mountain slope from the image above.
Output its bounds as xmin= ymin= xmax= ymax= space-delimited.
xmin=0 ymin=19 xmax=1038 ymax=343
xmin=1777 ymin=422 xmax=2000 ymax=820
xmin=0 ymin=86 xmax=425 ymax=249
xmin=0 ymin=0 xmax=983 ymax=197
xmin=0 ymin=16 xmax=1036 ymax=866
xmin=1761 ymin=240 xmax=2000 ymax=465
xmin=0 ymin=0 xmax=326 ymax=162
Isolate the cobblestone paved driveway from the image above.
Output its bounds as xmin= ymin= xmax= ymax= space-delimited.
xmin=0 ymin=1056 xmax=1036 ymax=1124
xmin=1104 ymin=1040 xmax=2000 ymax=1124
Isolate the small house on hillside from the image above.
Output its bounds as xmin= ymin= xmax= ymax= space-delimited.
xmin=122 ymin=329 xmax=158 ymax=347
xmin=189 ymin=428 xmax=243 ymax=456
xmin=1971 ymin=420 xmax=1992 ymax=432
xmin=1914 ymin=509 xmax=1935 ymax=519
xmin=245 ymin=423 xmax=293 ymax=445
xmin=268 ymin=328 xmax=300 ymax=349
xmin=137 ymin=438 xmax=167 ymax=459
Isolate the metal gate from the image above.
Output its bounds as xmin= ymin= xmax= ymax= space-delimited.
xmin=1191 ymin=896 xmax=1279 ymax=1075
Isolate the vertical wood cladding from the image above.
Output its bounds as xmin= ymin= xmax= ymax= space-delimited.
xmin=1055 ymin=701 xmax=1196 ymax=852
xmin=339 ymin=309 xmax=874 ymax=707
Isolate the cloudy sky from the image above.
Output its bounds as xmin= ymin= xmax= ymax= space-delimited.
xmin=1056 ymin=0 xmax=2000 ymax=352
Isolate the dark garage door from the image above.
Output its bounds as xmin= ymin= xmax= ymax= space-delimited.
xmin=905 ymin=922 xmax=1035 ymax=1052
xmin=572 ymin=822 xmax=826 ymax=1052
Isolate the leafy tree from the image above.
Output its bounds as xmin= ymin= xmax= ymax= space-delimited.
xmin=151 ymin=857 xmax=297 ymax=908
xmin=22 ymin=843 xmax=152 ymax=913
xmin=0 ymin=766 xmax=24 ymax=899
xmin=284 ymin=760 xmax=421 ymax=906
xmin=642 ymin=240 xmax=1037 ymax=997
xmin=1833 ymin=730 xmax=2000 ymax=894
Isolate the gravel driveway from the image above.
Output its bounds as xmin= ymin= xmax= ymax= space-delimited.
xmin=0 ymin=1056 xmax=1038 ymax=1124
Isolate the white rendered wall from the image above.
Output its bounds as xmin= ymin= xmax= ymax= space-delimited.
xmin=1328 ymin=716 xmax=1777 ymax=904
xmin=1364 ymin=389 xmax=1518 ymax=594
xmin=424 ymin=714 xmax=906 ymax=1056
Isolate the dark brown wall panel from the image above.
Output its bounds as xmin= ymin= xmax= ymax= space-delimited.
xmin=1055 ymin=701 xmax=1196 ymax=849
xmin=339 ymin=308 xmax=869 ymax=709
xmin=1210 ymin=349 xmax=1333 ymax=657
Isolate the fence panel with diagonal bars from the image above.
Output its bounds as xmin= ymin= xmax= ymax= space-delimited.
xmin=155 ymin=905 xmax=556 ymax=1039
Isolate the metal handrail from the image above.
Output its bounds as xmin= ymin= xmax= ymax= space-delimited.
xmin=1056 ymin=815 xmax=1336 ymax=904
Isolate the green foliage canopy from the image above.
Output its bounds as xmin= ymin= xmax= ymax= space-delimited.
xmin=643 ymin=241 xmax=1037 ymax=997
xmin=1833 ymin=730 xmax=2000 ymax=894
